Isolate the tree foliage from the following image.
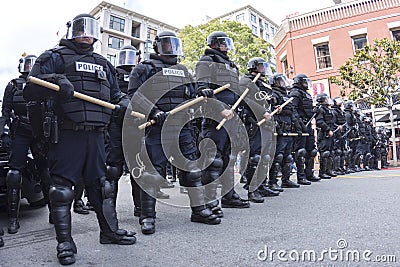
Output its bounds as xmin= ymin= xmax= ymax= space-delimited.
xmin=178 ymin=19 xmax=271 ymax=75
xmin=329 ymin=38 xmax=400 ymax=107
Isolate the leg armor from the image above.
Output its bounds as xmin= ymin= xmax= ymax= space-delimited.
xmin=6 ymin=169 xmax=22 ymax=234
xmin=202 ymin=157 xmax=223 ymax=216
xmin=49 ymin=177 xmax=76 ymax=265
xmin=85 ymin=177 xmax=136 ymax=243
xmin=295 ymin=148 xmax=307 ymax=180
xmin=305 ymin=149 xmax=320 ymax=181
xmin=319 ymin=151 xmax=331 ymax=179
xmin=281 ymin=155 xmax=300 ymax=188
xmin=138 ymin=171 xmax=161 ymax=235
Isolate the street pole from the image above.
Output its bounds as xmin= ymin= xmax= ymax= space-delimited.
xmin=389 ymin=97 xmax=398 ymax=166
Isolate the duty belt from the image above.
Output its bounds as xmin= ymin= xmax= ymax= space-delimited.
xmin=60 ymin=121 xmax=105 ymax=132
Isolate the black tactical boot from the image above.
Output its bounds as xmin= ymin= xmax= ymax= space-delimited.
xmin=306 ymin=175 xmax=321 ymax=182
xmin=221 ymin=191 xmax=250 ymax=208
xmin=258 ymin=184 xmax=280 ymax=197
xmin=191 ymin=207 xmax=221 ymax=225
xmin=248 ymin=190 xmax=264 ymax=203
xmin=281 ymin=179 xmax=300 ymax=188
xmin=73 ymin=199 xmax=89 ymax=215
xmin=139 ymin=187 xmax=157 ymax=235
xmin=297 ymin=178 xmax=311 ymax=185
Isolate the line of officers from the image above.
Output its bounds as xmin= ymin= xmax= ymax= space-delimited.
xmin=0 ymin=13 xmax=392 ymax=265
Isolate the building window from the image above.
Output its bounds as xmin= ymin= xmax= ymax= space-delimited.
xmin=147 ymin=27 xmax=157 ymax=41
xmin=314 ymin=43 xmax=332 ymax=70
xmin=352 ymin=35 xmax=367 ymax=53
xmin=108 ymin=36 xmax=124 ymax=49
xmin=236 ymin=13 xmax=245 ymax=22
xmin=281 ymin=57 xmax=289 ymax=77
xmin=391 ymin=29 xmax=400 ymax=41
xmin=271 ymin=27 xmax=275 ymax=36
xmin=251 ymin=25 xmax=258 ymax=35
xmin=264 ymin=23 xmax=269 ymax=32
xmin=265 ymin=32 xmax=270 ymax=42
xmin=107 ymin=54 xmax=116 ymax=66
xmin=250 ymin=13 xmax=256 ymax=24
xmin=109 ymin=15 xmax=125 ymax=32
xmin=131 ymin=21 xmax=140 ymax=38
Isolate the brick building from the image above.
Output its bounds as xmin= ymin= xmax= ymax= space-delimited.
xmin=273 ymin=0 xmax=400 ymax=100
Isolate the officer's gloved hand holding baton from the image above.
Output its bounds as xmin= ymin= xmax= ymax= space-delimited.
xmin=28 ymin=76 xmax=145 ymax=119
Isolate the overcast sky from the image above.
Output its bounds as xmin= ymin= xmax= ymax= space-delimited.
xmin=0 ymin=0 xmax=336 ymax=98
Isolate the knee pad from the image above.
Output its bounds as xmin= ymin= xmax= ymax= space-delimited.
xmin=284 ymin=154 xmax=293 ymax=164
xmin=106 ymin=165 xmax=123 ymax=181
xmin=335 ymin=149 xmax=342 ymax=156
xmin=49 ymin=185 xmax=74 ymax=206
xmin=249 ymin=154 xmax=260 ymax=168
xmin=6 ymin=169 xmax=22 ymax=188
xmin=139 ymin=171 xmax=164 ymax=187
xmin=208 ymin=157 xmax=224 ymax=171
xmin=296 ymin=148 xmax=307 ymax=160
xmin=309 ymin=149 xmax=318 ymax=158
xmin=321 ymin=151 xmax=330 ymax=159
xmin=182 ymin=161 xmax=202 ymax=185
xmin=274 ymin=153 xmax=284 ymax=164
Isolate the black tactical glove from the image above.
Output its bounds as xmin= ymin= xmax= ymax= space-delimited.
xmin=112 ymin=96 xmax=130 ymax=125
xmin=55 ymin=74 xmax=74 ymax=100
xmin=197 ymin=88 xmax=214 ymax=98
xmin=152 ymin=109 xmax=167 ymax=126
xmin=300 ymin=120 xmax=308 ymax=132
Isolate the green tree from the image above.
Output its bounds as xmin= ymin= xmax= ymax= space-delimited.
xmin=329 ymin=38 xmax=400 ymax=165
xmin=329 ymin=38 xmax=400 ymax=106
xmin=178 ymin=19 xmax=271 ymax=75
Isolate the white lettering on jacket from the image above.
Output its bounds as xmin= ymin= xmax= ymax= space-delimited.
xmin=162 ymin=68 xmax=185 ymax=77
xmin=75 ymin=62 xmax=104 ymax=73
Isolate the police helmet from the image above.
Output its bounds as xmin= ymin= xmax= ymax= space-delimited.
xmin=18 ymin=54 xmax=37 ymax=74
xmin=344 ymin=100 xmax=355 ymax=110
xmin=293 ymin=74 xmax=311 ymax=90
xmin=116 ymin=45 xmax=138 ymax=67
xmin=206 ymin=31 xmax=235 ymax=51
xmin=316 ymin=93 xmax=329 ymax=104
xmin=153 ymin=31 xmax=183 ymax=56
xmin=270 ymin=73 xmax=290 ymax=89
xmin=332 ymin=96 xmax=344 ymax=107
xmin=247 ymin=57 xmax=272 ymax=76
xmin=66 ymin=13 xmax=101 ymax=41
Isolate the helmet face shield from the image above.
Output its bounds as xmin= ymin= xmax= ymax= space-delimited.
xmin=303 ymin=78 xmax=312 ymax=90
xmin=216 ymin=37 xmax=235 ymax=51
xmin=275 ymin=74 xmax=290 ymax=88
xmin=156 ymin=36 xmax=183 ymax=56
xmin=19 ymin=56 xmax=37 ymax=73
xmin=116 ymin=49 xmax=137 ymax=67
xmin=258 ymin=62 xmax=272 ymax=76
xmin=69 ymin=17 xmax=101 ymax=40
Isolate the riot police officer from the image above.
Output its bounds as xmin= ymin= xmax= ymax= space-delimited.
xmin=268 ymin=73 xmax=301 ymax=189
xmin=106 ymin=45 xmax=143 ymax=219
xmin=196 ymin=31 xmax=249 ymax=216
xmin=128 ymin=30 xmax=221 ymax=235
xmin=331 ymin=96 xmax=347 ymax=175
xmin=315 ymin=93 xmax=336 ymax=179
xmin=2 ymin=54 xmax=52 ymax=234
xmin=23 ymin=14 xmax=136 ymax=265
xmin=344 ymin=101 xmax=358 ymax=172
xmin=289 ymin=74 xmax=320 ymax=183
xmin=239 ymin=57 xmax=278 ymax=203
xmin=376 ymin=126 xmax=390 ymax=168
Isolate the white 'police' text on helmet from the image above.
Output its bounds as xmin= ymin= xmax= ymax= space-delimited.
xmin=206 ymin=31 xmax=235 ymax=51
xmin=116 ymin=45 xmax=138 ymax=67
xmin=66 ymin=14 xmax=101 ymax=41
xmin=18 ymin=54 xmax=37 ymax=74
xmin=152 ymin=31 xmax=183 ymax=56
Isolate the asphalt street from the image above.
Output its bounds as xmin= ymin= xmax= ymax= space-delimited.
xmin=1 ymin=169 xmax=399 ymax=267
